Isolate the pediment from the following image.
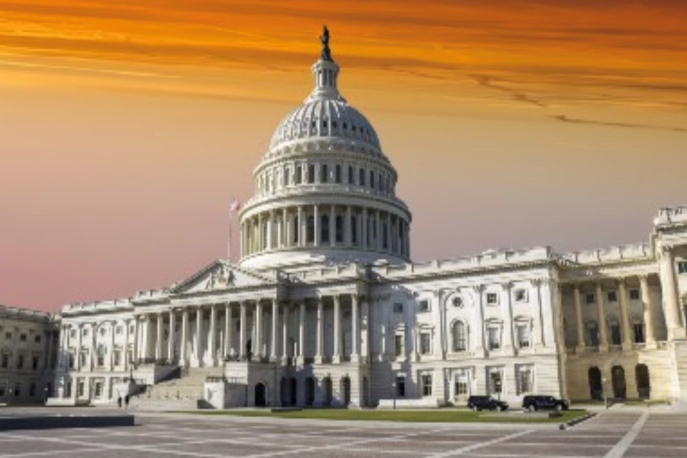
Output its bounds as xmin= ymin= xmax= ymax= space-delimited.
xmin=170 ymin=261 xmax=276 ymax=295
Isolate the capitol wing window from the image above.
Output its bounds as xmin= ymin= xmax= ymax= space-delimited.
xmin=677 ymin=261 xmax=687 ymax=275
xmin=516 ymin=365 xmax=534 ymax=395
xmin=335 ymin=164 xmax=342 ymax=183
xmin=421 ymin=373 xmax=433 ymax=396
xmin=586 ymin=321 xmax=600 ymax=347
xmin=1 ymin=353 xmax=9 ymax=369
xmin=609 ymin=319 xmax=621 ymax=345
xmin=514 ymin=318 xmax=531 ymax=349
xmin=420 ymin=332 xmax=431 ymax=355
xmin=486 ymin=320 xmax=502 ymax=350
xmin=96 ymin=344 xmax=106 ymax=367
xmin=394 ymin=334 xmax=404 ymax=358
xmin=321 ymin=164 xmax=328 ymax=183
xmin=633 ymin=321 xmax=645 ymax=343
xmin=452 ymin=321 xmax=467 ymax=352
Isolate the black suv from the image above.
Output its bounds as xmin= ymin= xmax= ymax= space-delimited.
xmin=522 ymin=395 xmax=569 ymax=412
xmin=467 ymin=395 xmax=509 ymax=411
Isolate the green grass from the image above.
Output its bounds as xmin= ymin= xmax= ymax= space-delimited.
xmin=170 ymin=408 xmax=589 ymax=423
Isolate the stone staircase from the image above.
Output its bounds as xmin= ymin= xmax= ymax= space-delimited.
xmin=129 ymin=366 xmax=224 ymax=411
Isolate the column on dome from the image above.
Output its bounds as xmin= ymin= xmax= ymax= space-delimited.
xmin=314 ymin=205 xmax=320 ymax=246
xmin=573 ymin=284 xmax=585 ymax=349
xmin=330 ymin=204 xmax=336 ymax=246
xmin=595 ymin=283 xmax=608 ymax=350
xmin=345 ymin=206 xmax=352 ymax=246
xmin=361 ymin=208 xmax=367 ymax=249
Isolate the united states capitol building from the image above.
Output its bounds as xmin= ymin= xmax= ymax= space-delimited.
xmin=3 ymin=31 xmax=687 ymax=409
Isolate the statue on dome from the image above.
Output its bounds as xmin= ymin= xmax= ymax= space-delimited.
xmin=320 ymin=25 xmax=332 ymax=61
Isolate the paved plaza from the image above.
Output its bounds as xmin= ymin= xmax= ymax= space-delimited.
xmin=1 ymin=409 xmax=687 ymax=457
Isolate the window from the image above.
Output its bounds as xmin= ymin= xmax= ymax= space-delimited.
xmin=14 ymin=383 xmax=21 ymax=397
xmin=678 ymin=261 xmax=687 ymax=274
xmin=335 ymin=164 xmax=342 ymax=183
xmin=610 ymin=324 xmax=621 ymax=345
xmin=359 ymin=168 xmax=365 ymax=186
xmin=489 ymin=371 xmax=502 ymax=395
xmin=452 ymin=296 xmax=463 ymax=308
xmin=29 ymin=383 xmax=36 ymax=397
xmin=321 ymin=214 xmax=330 ymax=243
xmin=420 ymin=333 xmax=431 ymax=355
xmin=348 ymin=165 xmax=354 ymax=184
xmin=351 ymin=216 xmax=358 ymax=244
xmin=17 ymin=354 xmax=24 ymax=369
xmin=516 ymin=323 xmax=531 ymax=348
xmin=1 ymin=353 xmax=8 ymax=368
xmin=393 ymin=303 xmax=404 ymax=314
xmin=0 ymin=386 xmax=4 ymax=397
xmin=585 ymin=293 xmax=595 ymax=304
xmin=486 ymin=293 xmax=498 ymax=305
xmin=83 ymin=328 xmax=89 ymax=337
xmin=633 ymin=323 xmax=645 ymax=343
xmin=335 ymin=215 xmax=344 ymax=243
xmin=70 ymin=329 xmax=76 ymax=339
xmin=97 ymin=345 xmax=106 ymax=367
xmin=94 ymin=381 xmax=102 ymax=398
xmin=418 ymin=300 xmax=430 ymax=312
xmin=306 ymin=215 xmax=315 ymax=243
xmin=369 ymin=170 xmax=375 ymax=189
xmin=516 ymin=367 xmax=533 ymax=395
xmin=629 ymin=289 xmax=640 ymax=301
xmin=32 ymin=356 xmax=39 ymax=370
xmin=453 ymin=322 xmax=467 ymax=352
xmin=588 ymin=324 xmax=599 ymax=346
xmin=116 ymin=326 xmax=123 ymax=335
xmin=284 ymin=167 xmax=291 ymax=186
xmin=20 ymin=334 xmax=27 ymax=342
xmin=114 ymin=349 xmax=122 ymax=367
xmin=487 ymin=327 xmax=500 ymax=350
xmin=295 ymin=165 xmax=302 ymax=184
xmin=34 ymin=335 xmax=41 ymax=343
xmin=321 ymin=164 xmax=328 ymax=183
xmin=4 ymin=332 xmax=11 ymax=340
xmin=607 ymin=291 xmax=618 ymax=302
xmin=80 ymin=351 xmax=87 ymax=368
xmin=514 ymin=289 xmax=527 ymax=302
xmin=421 ymin=373 xmax=433 ymax=396
xmin=455 ymin=376 xmax=468 ymax=396
xmin=308 ymin=164 xmax=315 ymax=184
xmin=395 ymin=375 xmax=405 ymax=397
xmin=394 ymin=334 xmax=404 ymax=357
xmin=77 ymin=380 xmax=85 ymax=397
xmin=68 ymin=352 xmax=75 ymax=369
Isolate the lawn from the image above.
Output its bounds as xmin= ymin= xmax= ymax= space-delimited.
xmin=172 ymin=408 xmax=589 ymax=423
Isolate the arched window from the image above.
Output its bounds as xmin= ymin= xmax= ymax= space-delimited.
xmin=295 ymin=165 xmax=302 ymax=184
xmin=453 ymin=321 xmax=467 ymax=352
xmin=335 ymin=164 xmax=342 ymax=183
xmin=321 ymin=164 xmax=328 ymax=183
xmin=335 ymin=215 xmax=344 ymax=243
xmin=348 ymin=165 xmax=354 ymax=184
xmin=359 ymin=168 xmax=365 ymax=186
xmin=308 ymin=164 xmax=315 ymax=184
xmin=369 ymin=170 xmax=375 ymax=189
xmin=321 ymin=214 xmax=330 ymax=243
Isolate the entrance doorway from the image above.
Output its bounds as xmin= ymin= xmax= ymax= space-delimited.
xmin=323 ymin=377 xmax=333 ymax=406
xmin=611 ymin=365 xmax=627 ymax=399
xmin=588 ymin=367 xmax=602 ymax=400
xmin=636 ymin=364 xmax=651 ymax=399
xmin=289 ymin=378 xmax=297 ymax=406
xmin=305 ymin=377 xmax=315 ymax=406
xmin=255 ymin=382 xmax=267 ymax=407
xmin=342 ymin=377 xmax=351 ymax=406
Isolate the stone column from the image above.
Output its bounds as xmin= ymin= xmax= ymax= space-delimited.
xmin=362 ymin=208 xmax=368 ymax=249
xmin=330 ymin=205 xmax=336 ymax=246
xmin=333 ymin=295 xmax=342 ymax=363
xmin=266 ymin=210 xmax=273 ymax=250
xmin=121 ymin=321 xmax=129 ymax=371
xmin=314 ymin=205 xmax=320 ymax=246
xmin=315 ymin=297 xmax=324 ymax=363
xmin=131 ymin=318 xmax=138 ymax=366
xmin=180 ymin=308 xmax=189 ymax=367
xmin=595 ymin=283 xmax=608 ymax=351
xmin=659 ymin=246 xmax=686 ymax=340
xmin=239 ymin=301 xmax=247 ymax=359
xmin=141 ymin=316 xmax=150 ymax=361
xmin=297 ymin=206 xmax=304 ymax=247
xmin=257 ymin=215 xmax=263 ymax=252
xmin=345 ymin=206 xmax=352 ymax=246
xmin=168 ymin=310 xmax=176 ymax=363
xmin=255 ymin=301 xmax=264 ymax=358
xmin=195 ymin=307 xmax=203 ymax=365
xmin=209 ymin=304 xmax=217 ymax=365
xmin=574 ymin=284 xmax=585 ymax=350
xmin=224 ymin=303 xmax=233 ymax=358
xmin=108 ymin=321 xmax=116 ymax=370
xmin=271 ymin=299 xmax=279 ymax=361
xmin=376 ymin=210 xmax=382 ymax=250
xmin=44 ymin=330 xmax=53 ymax=371
xmin=351 ymin=294 xmax=360 ymax=362
xmin=298 ymin=302 xmax=306 ymax=364
xmin=501 ymin=283 xmax=514 ymax=351
xmin=75 ymin=325 xmax=83 ymax=370
xmin=639 ymin=275 xmax=656 ymax=347
xmin=282 ymin=208 xmax=288 ymax=248
xmin=386 ymin=213 xmax=392 ymax=251
xmin=618 ymin=279 xmax=633 ymax=350
xmin=282 ymin=304 xmax=290 ymax=362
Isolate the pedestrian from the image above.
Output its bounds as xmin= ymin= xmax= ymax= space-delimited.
xmin=117 ymin=396 xmax=122 ymax=408
xmin=124 ymin=394 xmax=130 ymax=409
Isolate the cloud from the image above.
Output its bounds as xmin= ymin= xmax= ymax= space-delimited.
xmin=552 ymin=115 xmax=687 ymax=133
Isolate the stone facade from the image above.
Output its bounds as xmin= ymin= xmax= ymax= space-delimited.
xmin=7 ymin=33 xmax=687 ymax=408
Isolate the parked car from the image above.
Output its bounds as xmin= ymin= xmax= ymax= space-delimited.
xmin=522 ymin=395 xmax=569 ymax=412
xmin=467 ymin=395 xmax=509 ymax=411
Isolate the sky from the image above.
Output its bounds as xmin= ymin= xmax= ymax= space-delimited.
xmin=1 ymin=0 xmax=686 ymax=312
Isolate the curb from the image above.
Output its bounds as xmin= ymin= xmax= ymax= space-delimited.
xmin=559 ymin=412 xmax=597 ymax=430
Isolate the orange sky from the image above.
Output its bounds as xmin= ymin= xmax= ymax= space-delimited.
xmin=2 ymin=0 xmax=687 ymax=312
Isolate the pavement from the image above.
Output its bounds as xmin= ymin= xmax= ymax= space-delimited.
xmin=0 ymin=408 xmax=686 ymax=457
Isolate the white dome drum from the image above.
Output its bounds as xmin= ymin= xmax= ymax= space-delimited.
xmin=238 ymin=29 xmax=412 ymax=271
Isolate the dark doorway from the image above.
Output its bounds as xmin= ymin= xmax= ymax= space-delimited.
xmin=362 ymin=377 xmax=369 ymax=407
xmin=255 ymin=382 xmax=267 ymax=407
xmin=246 ymin=339 xmax=252 ymax=361
xmin=342 ymin=377 xmax=351 ymax=406
xmin=280 ymin=377 xmax=288 ymax=406
xmin=323 ymin=377 xmax=333 ymax=406
xmin=588 ymin=367 xmax=603 ymax=400
xmin=305 ymin=377 xmax=315 ymax=407
xmin=611 ymin=365 xmax=627 ymax=399
xmin=636 ymin=364 xmax=651 ymax=399
xmin=289 ymin=378 xmax=297 ymax=406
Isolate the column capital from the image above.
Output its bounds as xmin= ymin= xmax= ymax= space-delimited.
xmin=500 ymin=282 xmax=511 ymax=291
xmin=637 ymin=273 xmax=650 ymax=284
xmin=471 ymin=284 xmax=484 ymax=293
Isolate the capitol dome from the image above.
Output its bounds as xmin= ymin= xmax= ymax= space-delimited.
xmin=238 ymin=28 xmax=412 ymax=270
